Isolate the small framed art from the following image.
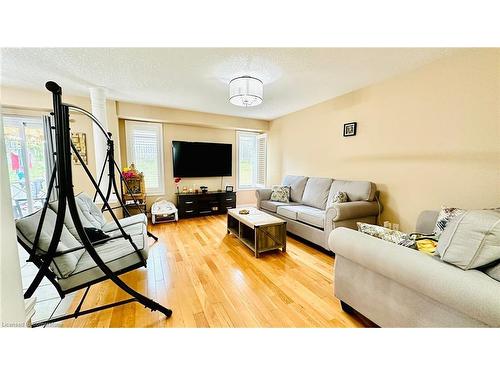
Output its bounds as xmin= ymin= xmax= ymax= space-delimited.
xmin=343 ymin=122 xmax=357 ymax=137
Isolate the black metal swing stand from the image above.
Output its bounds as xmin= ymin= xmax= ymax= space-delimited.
xmin=20 ymin=81 xmax=172 ymax=327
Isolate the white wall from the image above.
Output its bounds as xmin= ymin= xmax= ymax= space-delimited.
xmin=0 ymin=116 xmax=26 ymax=327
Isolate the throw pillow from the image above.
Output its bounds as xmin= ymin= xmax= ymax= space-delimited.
xmin=415 ymin=239 xmax=438 ymax=255
xmin=331 ymin=191 xmax=348 ymax=204
xmin=270 ymin=185 xmax=290 ymax=203
xmin=84 ymin=227 xmax=110 ymax=243
xmin=436 ymin=209 xmax=500 ymax=270
xmin=357 ymin=222 xmax=416 ymax=249
xmin=434 ymin=206 xmax=467 ymax=236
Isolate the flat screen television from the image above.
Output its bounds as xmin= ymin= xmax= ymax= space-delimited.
xmin=172 ymin=140 xmax=232 ymax=177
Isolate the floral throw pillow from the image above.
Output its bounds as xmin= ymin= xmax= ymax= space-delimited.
xmin=270 ymin=185 xmax=290 ymax=203
xmin=434 ymin=206 xmax=467 ymax=237
xmin=332 ymin=191 xmax=348 ymax=204
xmin=357 ymin=222 xmax=416 ymax=249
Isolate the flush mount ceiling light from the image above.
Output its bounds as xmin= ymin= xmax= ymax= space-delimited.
xmin=229 ymin=76 xmax=263 ymax=107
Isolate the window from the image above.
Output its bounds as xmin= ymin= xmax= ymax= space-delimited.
xmin=237 ymin=131 xmax=267 ymax=189
xmin=3 ymin=115 xmax=55 ymax=219
xmin=125 ymin=121 xmax=165 ymax=195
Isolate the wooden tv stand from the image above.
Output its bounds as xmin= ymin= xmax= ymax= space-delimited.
xmin=176 ymin=191 xmax=236 ymax=219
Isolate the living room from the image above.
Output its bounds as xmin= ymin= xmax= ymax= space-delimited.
xmin=1 ymin=2 xmax=499 ymax=374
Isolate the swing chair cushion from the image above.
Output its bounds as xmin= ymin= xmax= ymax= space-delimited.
xmin=75 ymin=193 xmax=107 ymax=228
xmin=49 ymin=193 xmax=107 ymax=241
xmin=101 ymin=213 xmax=148 ymax=232
xmin=58 ymin=222 xmax=148 ymax=291
xmin=16 ymin=209 xmax=85 ymax=278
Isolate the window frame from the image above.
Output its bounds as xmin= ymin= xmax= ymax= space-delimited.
xmin=236 ymin=131 xmax=267 ymax=190
xmin=125 ymin=120 xmax=165 ymax=195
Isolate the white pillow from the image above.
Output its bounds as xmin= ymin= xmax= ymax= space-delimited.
xmin=436 ymin=209 xmax=500 ymax=270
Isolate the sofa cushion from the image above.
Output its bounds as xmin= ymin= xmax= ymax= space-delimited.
xmin=328 ymin=180 xmax=376 ymax=203
xmin=16 ymin=208 xmax=84 ymax=278
xmin=277 ymin=205 xmax=301 ymax=220
xmin=282 ymin=175 xmax=309 ymax=203
xmin=260 ymin=200 xmax=300 ymax=213
xmin=301 ymin=177 xmax=333 ymax=209
xmin=436 ymin=209 xmax=500 ymax=270
xmin=297 ymin=207 xmax=326 ymax=229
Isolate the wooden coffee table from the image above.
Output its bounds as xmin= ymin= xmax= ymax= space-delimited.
xmin=227 ymin=208 xmax=287 ymax=258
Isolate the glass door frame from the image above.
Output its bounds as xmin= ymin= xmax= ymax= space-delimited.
xmin=3 ymin=115 xmax=47 ymax=217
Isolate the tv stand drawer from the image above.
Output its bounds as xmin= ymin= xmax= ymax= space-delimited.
xmin=176 ymin=191 xmax=237 ymax=219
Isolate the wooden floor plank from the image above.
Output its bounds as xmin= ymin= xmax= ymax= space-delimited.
xmin=46 ymin=214 xmax=369 ymax=328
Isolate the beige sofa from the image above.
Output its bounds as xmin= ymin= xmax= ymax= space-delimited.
xmin=255 ymin=175 xmax=380 ymax=249
xmin=329 ymin=210 xmax=500 ymax=327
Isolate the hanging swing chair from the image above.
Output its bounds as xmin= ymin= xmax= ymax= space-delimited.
xmin=15 ymin=81 xmax=172 ymax=327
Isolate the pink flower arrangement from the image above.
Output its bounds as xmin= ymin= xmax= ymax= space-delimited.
xmin=122 ymin=170 xmax=137 ymax=179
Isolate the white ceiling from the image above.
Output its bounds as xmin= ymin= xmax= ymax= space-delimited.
xmin=1 ymin=48 xmax=454 ymax=120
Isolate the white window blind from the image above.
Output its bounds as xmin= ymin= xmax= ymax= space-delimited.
xmin=237 ymin=131 xmax=267 ymax=189
xmin=125 ymin=121 xmax=165 ymax=195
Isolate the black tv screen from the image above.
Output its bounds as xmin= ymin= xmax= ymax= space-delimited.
xmin=172 ymin=141 xmax=232 ymax=177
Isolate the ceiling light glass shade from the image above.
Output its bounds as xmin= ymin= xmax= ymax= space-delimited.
xmin=229 ymin=76 xmax=263 ymax=107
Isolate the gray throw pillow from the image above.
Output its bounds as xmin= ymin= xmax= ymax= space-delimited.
xmin=270 ymin=185 xmax=290 ymax=203
xmin=436 ymin=209 xmax=500 ymax=270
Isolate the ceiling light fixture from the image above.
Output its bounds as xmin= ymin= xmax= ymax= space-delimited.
xmin=229 ymin=76 xmax=263 ymax=107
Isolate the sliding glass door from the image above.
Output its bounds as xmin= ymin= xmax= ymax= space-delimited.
xmin=3 ymin=115 xmax=51 ymax=219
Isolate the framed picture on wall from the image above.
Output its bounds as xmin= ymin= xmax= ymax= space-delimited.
xmin=343 ymin=122 xmax=357 ymax=137
xmin=71 ymin=132 xmax=88 ymax=164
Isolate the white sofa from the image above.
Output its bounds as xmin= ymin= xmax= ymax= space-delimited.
xmin=256 ymin=175 xmax=380 ymax=249
xmin=329 ymin=210 xmax=500 ymax=327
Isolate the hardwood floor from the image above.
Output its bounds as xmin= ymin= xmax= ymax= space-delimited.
xmin=59 ymin=214 xmax=368 ymax=328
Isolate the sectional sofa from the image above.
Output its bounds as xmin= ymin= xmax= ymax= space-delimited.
xmin=255 ymin=175 xmax=380 ymax=249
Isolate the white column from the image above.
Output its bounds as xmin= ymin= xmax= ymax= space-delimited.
xmin=89 ymin=87 xmax=110 ymax=197
xmin=0 ymin=116 xmax=26 ymax=327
